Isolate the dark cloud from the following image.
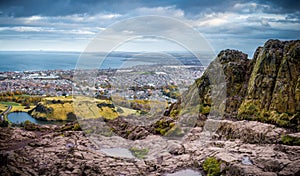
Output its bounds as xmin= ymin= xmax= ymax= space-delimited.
xmin=262 ymin=0 xmax=300 ymax=13
xmin=0 ymin=0 xmax=299 ymax=17
xmin=0 ymin=0 xmax=299 ymax=52
xmin=0 ymin=0 xmax=169 ymax=17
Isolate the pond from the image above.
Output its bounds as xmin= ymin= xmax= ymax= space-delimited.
xmin=7 ymin=112 xmax=64 ymax=125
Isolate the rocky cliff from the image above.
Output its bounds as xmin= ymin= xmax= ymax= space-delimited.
xmin=194 ymin=39 xmax=300 ymax=131
xmin=195 ymin=49 xmax=253 ymax=117
xmin=239 ymin=40 xmax=300 ymax=130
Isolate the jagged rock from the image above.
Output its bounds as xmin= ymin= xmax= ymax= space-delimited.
xmin=106 ymin=117 xmax=151 ymax=140
xmin=167 ymin=142 xmax=185 ymax=155
xmin=189 ymin=39 xmax=300 ymax=131
xmin=218 ymin=49 xmax=254 ymax=117
xmin=239 ymin=39 xmax=300 ymax=130
xmin=190 ymin=49 xmax=253 ymax=119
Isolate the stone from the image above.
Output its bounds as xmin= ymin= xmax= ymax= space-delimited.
xmin=167 ymin=143 xmax=185 ymax=155
xmin=278 ymin=160 xmax=300 ymax=176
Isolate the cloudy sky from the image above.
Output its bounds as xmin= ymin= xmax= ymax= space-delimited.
xmin=0 ymin=0 xmax=299 ymax=57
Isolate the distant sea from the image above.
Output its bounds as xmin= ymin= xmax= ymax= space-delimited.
xmin=0 ymin=51 xmax=203 ymax=72
xmin=0 ymin=51 xmax=128 ymax=72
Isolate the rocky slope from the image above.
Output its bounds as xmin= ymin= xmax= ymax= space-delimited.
xmin=192 ymin=39 xmax=300 ymax=131
xmin=0 ymin=120 xmax=299 ymax=175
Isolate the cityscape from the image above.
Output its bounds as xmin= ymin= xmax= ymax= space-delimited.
xmin=0 ymin=65 xmax=205 ymax=100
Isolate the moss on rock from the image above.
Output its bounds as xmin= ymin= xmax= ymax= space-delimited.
xmin=202 ymin=157 xmax=221 ymax=176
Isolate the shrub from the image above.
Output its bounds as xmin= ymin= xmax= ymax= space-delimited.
xmin=281 ymin=135 xmax=300 ymax=146
xmin=72 ymin=123 xmax=81 ymax=131
xmin=24 ymin=121 xmax=40 ymax=131
xmin=0 ymin=119 xmax=8 ymax=127
xmin=202 ymin=157 xmax=221 ymax=176
xmin=199 ymin=104 xmax=211 ymax=115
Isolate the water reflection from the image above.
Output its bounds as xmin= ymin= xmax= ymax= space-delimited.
xmin=7 ymin=112 xmax=64 ymax=125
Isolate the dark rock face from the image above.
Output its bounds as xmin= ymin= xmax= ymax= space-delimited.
xmin=218 ymin=49 xmax=253 ymax=117
xmin=193 ymin=49 xmax=253 ymax=119
xmin=239 ymin=40 xmax=300 ymax=130
xmin=194 ymin=40 xmax=300 ymax=131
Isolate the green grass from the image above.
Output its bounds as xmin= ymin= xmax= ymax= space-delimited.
xmin=0 ymin=101 xmax=34 ymax=112
xmin=15 ymin=94 xmax=31 ymax=97
xmin=0 ymin=101 xmax=20 ymax=106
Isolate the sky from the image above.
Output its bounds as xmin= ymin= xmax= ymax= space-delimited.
xmin=0 ymin=0 xmax=299 ymax=57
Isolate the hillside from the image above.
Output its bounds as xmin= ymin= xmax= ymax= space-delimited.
xmin=191 ymin=39 xmax=300 ymax=131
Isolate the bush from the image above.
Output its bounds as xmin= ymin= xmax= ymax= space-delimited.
xmin=165 ymin=125 xmax=184 ymax=137
xmin=202 ymin=157 xmax=221 ymax=176
xmin=0 ymin=119 xmax=8 ymax=127
xmin=281 ymin=135 xmax=300 ymax=146
xmin=199 ymin=104 xmax=211 ymax=115
xmin=72 ymin=123 xmax=81 ymax=131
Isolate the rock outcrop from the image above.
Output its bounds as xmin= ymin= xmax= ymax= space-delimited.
xmin=194 ymin=49 xmax=253 ymax=118
xmin=191 ymin=39 xmax=300 ymax=131
xmin=239 ymin=40 xmax=300 ymax=130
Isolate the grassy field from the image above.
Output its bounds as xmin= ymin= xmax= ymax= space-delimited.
xmin=74 ymin=101 xmax=117 ymax=120
xmin=0 ymin=101 xmax=35 ymax=112
xmin=116 ymin=106 xmax=138 ymax=116
xmin=31 ymin=96 xmax=121 ymax=120
xmin=43 ymin=96 xmax=73 ymax=101
xmin=1 ymin=95 xmax=155 ymax=121
xmin=30 ymin=96 xmax=76 ymax=120
xmin=0 ymin=101 xmax=20 ymax=106
xmin=11 ymin=105 xmax=35 ymax=112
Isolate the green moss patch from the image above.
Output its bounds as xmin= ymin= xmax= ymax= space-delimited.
xmin=202 ymin=157 xmax=221 ymax=176
xmin=129 ymin=147 xmax=149 ymax=159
